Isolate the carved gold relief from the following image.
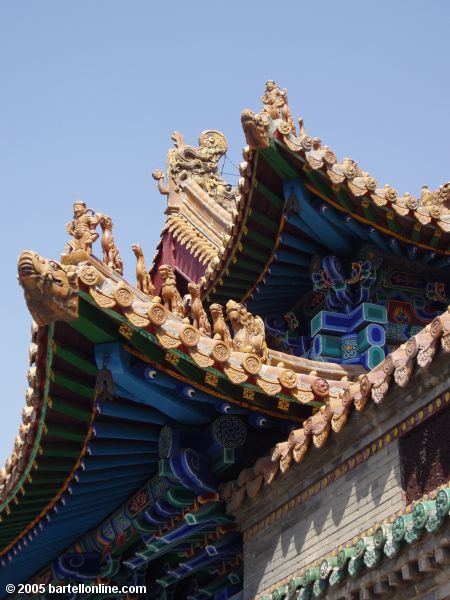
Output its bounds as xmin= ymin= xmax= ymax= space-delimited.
xmin=223 ymin=365 xmax=248 ymax=385
xmin=242 ymin=353 xmax=262 ymax=376
xmin=279 ymin=369 xmax=298 ymax=390
xmin=256 ymin=377 xmax=282 ymax=396
xmin=179 ymin=325 xmax=200 ymax=348
xmin=124 ymin=309 xmax=150 ymax=328
xmin=79 ymin=264 xmax=100 ymax=287
xmin=114 ymin=283 xmax=134 ymax=308
xmin=211 ymin=340 xmax=231 ymax=363
xmin=292 ymin=388 xmax=315 ymax=404
xmin=189 ymin=349 xmax=214 ymax=368
xmin=148 ymin=302 xmax=168 ymax=326
xmin=90 ymin=287 xmax=116 ymax=309
xmin=155 ymin=329 xmax=181 ymax=349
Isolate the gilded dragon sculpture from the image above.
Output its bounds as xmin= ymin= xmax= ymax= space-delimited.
xmin=152 ymin=130 xmax=238 ymax=213
xmin=18 ymin=251 xmax=79 ymax=326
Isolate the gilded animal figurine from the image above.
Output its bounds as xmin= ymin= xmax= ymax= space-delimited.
xmin=187 ymin=282 xmax=211 ymax=336
xmin=225 ymin=299 xmax=268 ymax=360
xmin=209 ymin=303 xmax=232 ymax=347
xmin=158 ymin=264 xmax=184 ymax=318
xmin=98 ymin=213 xmax=123 ymax=275
xmin=132 ymin=244 xmax=155 ymax=296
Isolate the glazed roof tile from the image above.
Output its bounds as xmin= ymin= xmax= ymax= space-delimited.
xmin=222 ymin=308 xmax=450 ymax=512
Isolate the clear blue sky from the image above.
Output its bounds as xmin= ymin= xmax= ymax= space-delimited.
xmin=1 ymin=1 xmax=449 ymax=464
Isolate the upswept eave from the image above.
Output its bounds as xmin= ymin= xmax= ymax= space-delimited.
xmin=222 ymin=306 xmax=450 ymax=513
xmin=199 ymin=82 xmax=450 ymax=306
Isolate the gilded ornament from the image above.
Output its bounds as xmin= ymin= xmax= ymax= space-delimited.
xmin=384 ymin=186 xmax=398 ymax=203
xmin=113 ymin=284 xmax=134 ymax=308
xmin=441 ymin=334 xmax=450 ymax=353
xmin=340 ymin=387 xmax=353 ymax=407
xmin=405 ymin=336 xmax=418 ymax=358
xmin=90 ymin=287 xmax=116 ymax=308
xmin=405 ymin=193 xmax=419 ymax=210
xmin=293 ymin=441 xmax=309 ymax=463
xmin=331 ymin=411 xmax=348 ymax=432
xmin=358 ymin=374 xmax=371 ymax=397
xmin=210 ymin=304 xmax=232 ymax=347
xmin=279 ymin=449 xmax=292 ymax=473
xmin=147 ymin=302 xmax=168 ymax=327
xmin=354 ymin=393 xmax=369 ymax=412
xmin=343 ymin=160 xmax=358 ymax=180
xmin=292 ymin=388 xmax=314 ymax=404
xmin=159 ymin=264 xmax=185 ymax=319
xmin=18 ymin=251 xmax=79 ymax=326
xmin=365 ymin=176 xmax=377 ymax=192
xmin=186 ymin=282 xmax=211 ymax=336
xmin=371 ymin=380 xmax=389 ymax=404
xmin=278 ymin=369 xmax=298 ymax=390
xmin=223 ymin=365 xmax=248 ymax=385
xmin=256 ymin=377 xmax=281 ymax=396
xmin=155 ymin=329 xmax=181 ymax=349
xmin=394 ymin=364 xmax=413 ymax=388
xmin=260 ymin=80 xmax=296 ymax=135
xmin=98 ymin=213 xmax=123 ymax=275
xmin=79 ymin=264 xmax=100 ymax=287
xmin=189 ymin=349 xmax=214 ymax=368
xmin=430 ymin=316 xmax=443 ymax=339
xmin=417 ymin=344 xmax=436 ymax=367
xmin=64 ymin=200 xmax=99 ymax=256
xmin=277 ymin=121 xmax=292 ymax=136
xmin=211 ymin=340 xmax=231 ymax=363
xmin=132 ymin=244 xmax=155 ymax=296
xmin=323 ymin=149 xmax=336 ymax=165
xmin=158 ymin=129 xmax=237 ymax=213
xmin=242 ymin=353 xmax=262 ymax=376
xmin=312 ymin=429 xmax=330 ymax=449
xmin=124 ymin=309 xmax=150 ymax=328
xmin=179 ymin=325 xmax=200 ymax=348
xmin=241 ymin=110 xmax=270 ymax=150
xmin=311 ymin=378 xmax=330 ymax=398
xmin=226 ymin=300 xmax=268 ymax=361
xmin=382 ymin=354 xmax=394 ymax=375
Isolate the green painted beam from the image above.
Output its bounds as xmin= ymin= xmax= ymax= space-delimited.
xmin=43 ymin=422 xmax=86 ymax=442
xmin=51 ymin=370 xmax=93 ymax=399
xmin=48 ymin=396 xmax=92 ymax=421
xmin=247 ymin=208 xmax=280 ymax=234
xmin=52 ymin=342 xmax=97 ymax=377
xmin=261 ymin=142 xmax=299 ymax=180
xmin=255 ymin=180 xmax=284 ymax=210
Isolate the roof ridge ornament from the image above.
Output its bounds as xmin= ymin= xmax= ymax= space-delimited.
xmin=152 ymin=130 xmax=238 ymax=214
xmin=241 ymin=80 xmax=297 ymax=149
xmin=62 ymin=200 xmax=123 ymax=275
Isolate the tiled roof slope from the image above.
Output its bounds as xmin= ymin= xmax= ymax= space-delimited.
xmin=221 ymin=308 xmax=450 ymax=511
xmin=200 ymin=82 xmax=450 ymax=303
